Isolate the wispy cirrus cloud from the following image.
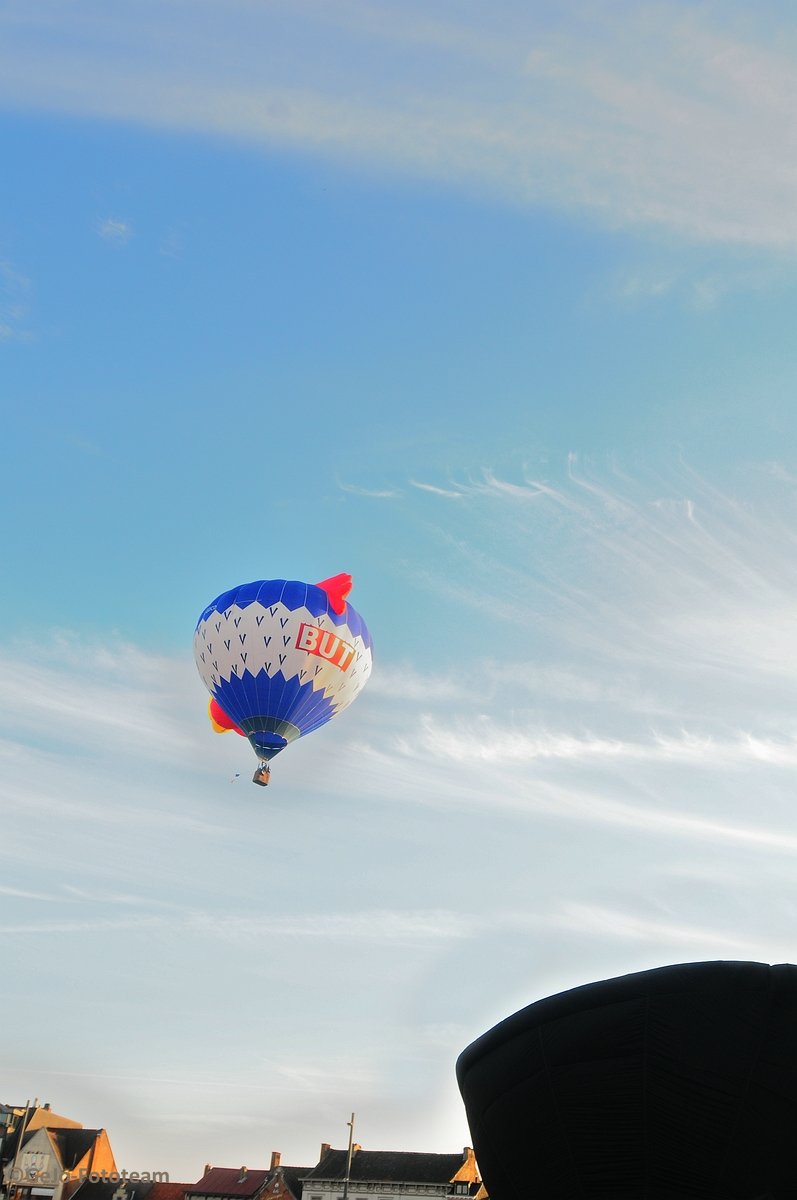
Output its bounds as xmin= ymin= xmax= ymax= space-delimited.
xmin=97 ymin=216 xmax=133 ymax=243
xmin=326 ymin=459 xmax=797 ymax=869
xmin=0 ymin=634 xmax=198 ymax=758
xmin=411 ymin=716 xmax=797 ymax=771
xmin=554 ymin=903 xmax=752 ymax=953
xmin=0 ymin=883 xmax=57 ymax=901
xmin=338 ymin=479 xmax=401 ymax=499
xmin=0 ymin=906 xmax=475 ymax=944
xmin=2 ymin=3 xmax=797 ymax=250
xmin=0 ymin=915 xmax=164 ymax=936
xmin=410 ymin=480 xmax=464 ymax=499
xmin=185 ymin=907 xmax=475 ymax=945
xmin=401 ymin=458 xmax=797 ymax=682
xmin=0 ymin=259 xmax=32 ymax=341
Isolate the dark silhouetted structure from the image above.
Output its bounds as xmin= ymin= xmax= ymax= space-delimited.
xmin=457 ymin=960 xmax=797 ymax=1199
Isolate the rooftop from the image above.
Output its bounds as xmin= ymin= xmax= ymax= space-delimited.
xmin=189 ymin=1168 xmax=271 ymax=1198
xmin=304 ymin=1151 xmax=477 ymax=1187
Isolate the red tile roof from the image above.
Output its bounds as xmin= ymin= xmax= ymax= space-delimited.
xmin=149 ymin=1183 xmax=192 ymax=1200
xmin=189 ymin=1169 xmax=270 ymax=1198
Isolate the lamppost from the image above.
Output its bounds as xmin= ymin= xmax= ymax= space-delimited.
xmin=341 ymin=1114 xmax=355 ymax=1200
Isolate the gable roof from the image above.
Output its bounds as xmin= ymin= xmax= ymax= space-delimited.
xmin=27 ymin=1109 xmax=82 ymax=1133
xmin=48 ymin=1128 xmax=107 ymax=1169
xmin=303 ymin=1152 xmax=469 ymax=1186
xmin=189 ymin=1168 xmax=270 ymax=1198
xmin=149 ymin=1183 xmax=190 ymax=1200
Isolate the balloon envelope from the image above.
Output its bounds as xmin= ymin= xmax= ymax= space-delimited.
xmin=195 ymin=577 xmax=373 ymax=762
xmin=457 ymin=960 xmax=797 ymax=1199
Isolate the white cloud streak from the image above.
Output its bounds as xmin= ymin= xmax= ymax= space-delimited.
xmin=2 ymin=3 xmax=797 ymax=247
xmin=97 ymin=217 xmax=133 ymax=243
xmin=0 ymin=259 xmax=32 ymax=341
xmin=0 ymin=907 xmax=475 ymax=943
xmin=555 ymin=903 xmax=750 ymax=952
xmin=337 ymin=480 xmax=401 ymax=499
xmin=410 ymin=480 xmax=465 ymax=499
xmin=415 ymin=716 xmax=797 ymax=771
xmin=0 ymin=635 xmax=199 ymax=760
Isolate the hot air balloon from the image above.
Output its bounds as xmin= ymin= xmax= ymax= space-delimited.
xmin=457 ymin=960 xmax=797 ymax=1199
xmin=195 ymin=573 xmax=373 ymax=785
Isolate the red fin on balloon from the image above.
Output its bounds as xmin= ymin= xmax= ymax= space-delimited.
xmin=316 ymin=573 xmax=353 ymax=615
xmin=209 ymin=697 xmax=245 ymax=736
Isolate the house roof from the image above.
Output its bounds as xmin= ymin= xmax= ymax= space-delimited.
xmin=304 ymin=1152 xmax=469 ymax=1186
xmin=63 ymin=1181 xmax=188 ymax=1200
xmin=19 ymin=1126 xmax=103 ymax=1172
xmin=26 ymin=1108 xmax=82 ymax=1133
xmin=48 ymin=1128 xmax=107 ymax=1169
xmin=149 ymin=1182 xmax=190 ymax=1200
xmin=189 ymin=1168 xmax=270 ymax=1197
xmin=63 ymin=1183 xmax=144 ymax=1200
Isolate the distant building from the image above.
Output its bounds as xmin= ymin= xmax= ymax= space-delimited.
xmin=2 ymin=1119 xmax=116 ymax=1200
xmin=187 ymin=1165 xmax=278 ymax=1200
xmin=1 ymin=1104 xmax=96 ymax=1200
xmin=1 ymin=1104 xmax=83 ymax=1186
xmin=0 ymin=1109 xmax=21 ymax=1180
xmin=0 ymin=1106 xmax=23 ymax=1193
xmin=260 ymin=1152 xmax=311 ymax=1200
xmin=300 ymin=1146 xmax=482 ymax=1200
xmin=186 ymin=1155 xmax=310 ymax=1200
xmin=62 ymin=1178 xmax=185 ymax=1200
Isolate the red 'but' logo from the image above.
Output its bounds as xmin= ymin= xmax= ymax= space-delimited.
xmin=295 ymin=623 xmax=356 ymax=671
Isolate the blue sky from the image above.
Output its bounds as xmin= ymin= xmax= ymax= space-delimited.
xmin=5 ymin=0 xmax=797 ymax=1182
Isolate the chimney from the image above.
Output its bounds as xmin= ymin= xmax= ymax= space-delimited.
xmin=238 ymin=1169 xmax=248 ymax=1184
xmin=352 ymin=1146 xmax=361 ymax=1155
xmin=270 ymin=1153 xmax=281 ymax=1171
xmin=320 ymin=1143 xmax=331 ymax=1161
xmin=204 ymin=1166 xmax=213 ymax=1178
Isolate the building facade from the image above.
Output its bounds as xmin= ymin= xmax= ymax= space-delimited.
xmin=301 ymin=1146 xmax=481 ymax=1200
